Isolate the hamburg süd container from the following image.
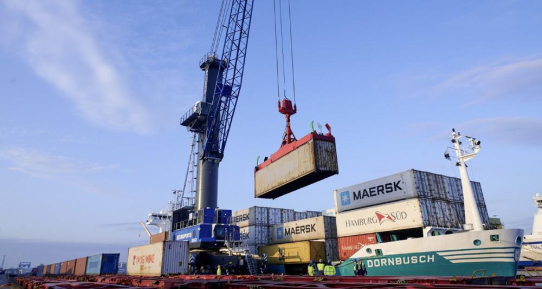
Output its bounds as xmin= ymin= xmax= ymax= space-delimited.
xmin=259 ymin=241 xmax=326 ymax=264
xmin=232 ymin=206 xmax=269 ymax=228
xmin=336 ymin=199 xmax=423 ymax=237
xmin=86 ymin=253 xmax=120 ymax=275
xmin=240 ymin=225 xmax=270 ymax=246
xmin=271 ymin=216 xmax=337 ymax=244
xmin=66 ymin=259 xmax=76 ymax=275
xmin=127 ymin=241 xmax=189 ymax=276
xmin=74 ymin=257 xmax=87 ymax=275
xmin=337 ymin=234 xmax=377 ymax=260
xmin=255 ymin=133 xmax=339 ymax=199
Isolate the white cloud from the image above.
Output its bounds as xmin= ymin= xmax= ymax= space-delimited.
xmin=0 ymin=147 xmax=118 ymax=179
xmin=3 ymin=0 xmax=151 ymax=134
xmin=435 ymin=56 xmax=542 ymax=104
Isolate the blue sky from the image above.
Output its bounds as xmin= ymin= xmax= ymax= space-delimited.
xmin=1 ymin=0 xmax=541 ymax=268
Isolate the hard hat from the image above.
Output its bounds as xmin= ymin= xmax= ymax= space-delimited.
xmin=218 ymin=265 xmax=221 ymax=268
xmin=319 ymin=259 xmax=323 ymax=263
xmin=353 ymin=259 xmax=357 ymax=262
xmin=327 ymin=261 xmax=331 ymax=265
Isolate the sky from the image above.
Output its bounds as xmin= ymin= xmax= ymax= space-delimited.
xmin=1 ymin=0 xmax=541 ymax=268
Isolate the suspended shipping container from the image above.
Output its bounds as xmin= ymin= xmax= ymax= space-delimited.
xmin=334 ymin=169 xmax=490 ymax=216
xmin=259 ymin=241 xmax=326 ymax=264
xmin=240 ymin=225 xmax=270 ymax=245
xmin=127 ymin=241 xmax=189 ymax=276
xmin=255 ymin=133 xmax=339 ymax=199
xmin=74 ymin=257 xmax=87 ymax=275
xmin=232 ymin=206 xmax=269 ymax=227
xmin=271 ymin=216 xmax=337 ymax=244
xmin=86 ymin=253 xmax=120 ymax=275
xmin=337 ymin=234 xmax=378 ymax=261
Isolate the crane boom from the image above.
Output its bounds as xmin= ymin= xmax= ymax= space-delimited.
xmin=204 ymin=0 xmax=254 ymax=160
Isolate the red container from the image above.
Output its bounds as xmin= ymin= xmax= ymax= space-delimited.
xmin=66 ymin=259 xmax=77 ymax=275
xmin=338 ymin=234 xmax=377 ymax=260
xmin=74 ymin=257 xmax=88 ymax=275
xmin=60 ymin=261 xmax=68 ymax=275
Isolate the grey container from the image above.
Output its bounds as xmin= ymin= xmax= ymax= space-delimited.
xmin=281 ymin=209 xmax=295 ymax=223
xmin=306 ymin=211 xmax=322 ymax=218
xmin=271 ymin=216 xmax=337 ymax=244
xmin=268 ymin=208 xmax=282 ymax=225
xmin=294 ymin=211 xmax=307 ymax=221
xmin=161 ymin=241 xmax=190 ymax=275
xmin=240 ymin=225 xmax=270 ymax=245
xmin=232 ymin=206 xmax=269 ymax=228
xmin=324 ymin=239 xmax=339 ymax=262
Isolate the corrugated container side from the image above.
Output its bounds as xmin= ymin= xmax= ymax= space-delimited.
xmin=162 ymin=241 xmax=189 ymax=275
xmin=294 ymin=211 xmax=307 ymax=221
xmin=49 ymin=264 xmax=55 ymax=275
xmin=334 ymin=170 xmax=416 ymax=213
xmin=419 ymin=198 xmax=462 ymax=228
xmin=323 ymin=239 xmax=339 ymax=262
xmin=281 ymin=209 xmax=295 ymax=223
xmin=74 ymin=257 xmax=87 ymax=275
xmin=59 ymin=261 xmax=67 ymax=275
xmin=127 ymin=242 xmax=164 ymax=276
xmin=100 ymin=254 xmax=119 ymax=274
xmin=268 ymin=208 xmax=282 ymax=225
xmin=314 ymin=139 xmax=339 ymax=172
xmin=336 ymin=199 xmax=424 ymax=237
xmin=150 ymin=232 xmax=170 ymax=244
xmin=42 ymin=265 xmax=48 ymax=276
xmin=232 ymin=207 xmax=269 ymax=227
xmin=36 ymin=265 xmax=44 ymax=277
xmin=86 ymin=254 xmax=102 ymax=275
xmin=271 ymin=216 xmax=336 ymax=244
xmin=66 ymin=259 xmax=76 ymax=275
xmin=54 ymin=262 xmax=61 ymax=275
xmin=240 ymin=225 xmax=270 ymax=245
xmin=259 ymin=241 xmax=326 ymax=264
xmin=337 ymin=234 xmax=377 ymax=261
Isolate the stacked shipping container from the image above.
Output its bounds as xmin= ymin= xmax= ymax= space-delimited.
xmin=43 ymin=253 xmax=119 ymax=276
xmin=232 ymin=206 xmax=322 ymax=254
xmin=333 ymin=169 xmax=493 ymax=260
xmin=126 ymin=241 xmax=189 ymax=276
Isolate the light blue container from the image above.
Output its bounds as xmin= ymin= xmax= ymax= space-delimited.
xmin=54 ymin=262 xmax=61 ymax=275
xmin=85 ymin=253 xmax=120 ymax=275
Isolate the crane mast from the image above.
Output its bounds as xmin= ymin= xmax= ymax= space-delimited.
xmin=180 ymin=0 xmax=254 ymax=211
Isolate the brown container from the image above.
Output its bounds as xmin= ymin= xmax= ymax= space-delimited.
xmin=59 ymin=261 xmax=68 ymax=275
xmin=74 ymin=257 xmax=88 ymax=275
xmin=255 ymin=134 xmax=339 ymax=199
xmin=42 ymin=265 xmax=49 ymax=276
xmin=66 ymin=259 xmax=77 ymax=275
xmin=338 ymin=234 xmax=377 ymax=261
xmin=49 ymin=263 xmax=56 ymax=275
xmin=150 ymin=231 xmax=170 ymax=244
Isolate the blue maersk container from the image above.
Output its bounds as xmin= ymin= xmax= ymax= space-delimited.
xmin=85 ymin=253 xmax=120 ymax=275
xmin=54 ymin=262 xmax=61 ymax=275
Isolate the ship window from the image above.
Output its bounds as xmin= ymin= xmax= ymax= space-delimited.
xmin=366 ymin=248 xmax=372 ymax=254
xmin=375 ymin=249 xmax=383 ymax=256
xmin=516 ymin=236 xmax=522 ymax=245
xmin=473 ymin=239 xmax=481 ymax=246
xmin=431 ymin=231 xmax=440 ymax=236
xmin=490 ymin=234 xmax=499 ymax=242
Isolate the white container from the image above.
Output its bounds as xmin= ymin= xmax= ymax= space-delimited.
xmin=232 ymin=207 xmax=269 ymax=227
xmin=334 ymin=170 xmax=416 ymax=213
xmin=322 ymin=208 xmax=336 ymax=217
xmin=282 ymin=209 xmax=295 ymax=223
xmin=336 ymin=199 xmax=423 ymax=237
xmin=268 ymin=208 xmax=282 ymax=225
xmin=271 ymin=216 xmax=337 ymax=244
xmin=127 ymin=241 xmax=189 ymax=276
xmin=240 ymin=225 xmax=270 ymax=245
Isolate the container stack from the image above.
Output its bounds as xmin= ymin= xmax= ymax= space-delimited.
xmin=43 ymin=253 xmax=119 ymax=276
xmin=126 ymin=241 xmax=189 ymax=276
xmin=232 ymin=206 xmax=322 ymax=254
xmin=333 ymin=169 xmax=492 ymax=261
xmin=259 ymin=216 xmax=338 ymax=265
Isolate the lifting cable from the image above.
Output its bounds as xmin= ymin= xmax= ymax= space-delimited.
xmin=273 ymin=0 xmax=297 ymax=104
xmin=211 ymin=0 xmax=231 ymax=55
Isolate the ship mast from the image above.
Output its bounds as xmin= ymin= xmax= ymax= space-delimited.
xmin=450 ymin=128 xmax=484 ymax=231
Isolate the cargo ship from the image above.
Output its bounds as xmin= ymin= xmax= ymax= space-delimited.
xmin=335 ymin=130 xmax=524 ymax=277
xmin=519 ymin=194 xmax=542 ymax=269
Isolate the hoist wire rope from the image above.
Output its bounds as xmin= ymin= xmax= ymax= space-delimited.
xmin=273 ymin=0 xmax=281 ymax=101
xmin=211 ymin=0 xmax=231 ymax=54
xmin=287 ymin=0 xmax=296 ymax=104
xmin=278 ymin=0 xmax=288 ymax=99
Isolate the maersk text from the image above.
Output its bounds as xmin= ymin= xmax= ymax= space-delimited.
xmin=352 ymin=181 xmax=402 ymax=201
xmin=366 ymin=255 xmax=435 ymax=267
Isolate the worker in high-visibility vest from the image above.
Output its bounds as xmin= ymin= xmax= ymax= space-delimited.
xmin=316 ymin=259 xmax=325 ymax=276
xmin=217 ymin=265 xmax=222 ymax=275
xmin=324 ymin=261 xmax=336 ymax=276
xmin=307 ymin=260 xmax=316 ymax=276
